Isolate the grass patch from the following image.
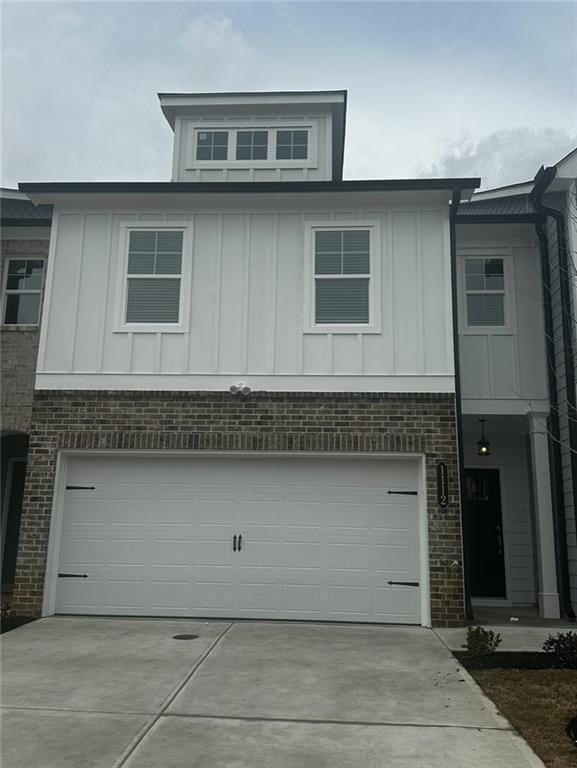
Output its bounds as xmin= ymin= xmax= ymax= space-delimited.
xmin=470 ymin=668 xmax=577 ymax=768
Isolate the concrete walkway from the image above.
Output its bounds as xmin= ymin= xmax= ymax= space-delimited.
xmin=435 ymin=624 xmax=573 ymax=652
xmin=1 ymin=618 xmax=544 ymax=768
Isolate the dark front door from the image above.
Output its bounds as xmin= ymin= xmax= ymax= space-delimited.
xmin=464 ymin=468 xmax=506 ymax=599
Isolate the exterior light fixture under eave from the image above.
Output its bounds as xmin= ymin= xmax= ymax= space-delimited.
xmin=477 ymin=419 xmax=491 ymax=457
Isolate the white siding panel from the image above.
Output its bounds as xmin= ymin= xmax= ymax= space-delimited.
xmin=303 ymin=334 xmax=329 ymax=374
xmin=421 ymin=212 xmax=448 ymax=374
xmin=492 ymin=336 xmax=517 ymax=398
xmin=460 ymin=336 xmax=490 ymax=398
xmin=392 ymin=212 xmax=419 ymax=374
xmin=274 ymin=213 xmax=303 ymax=374
xmin=246 ymin=215 xmax=275 ymax=373
xmin=217 ymin=215 xmax=246 ymax=373
xmin=188 ymin=214 xmax=219 ymax=373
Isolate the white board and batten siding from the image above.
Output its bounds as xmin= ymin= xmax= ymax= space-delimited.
xmin=51 ymin=453 xmax=425 ymax=624
xmin=457 ymin=223 xmax=549 ymax=415
xmin=36 ymin=192 xmax=455 ymax=393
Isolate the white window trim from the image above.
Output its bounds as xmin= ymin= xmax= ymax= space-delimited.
xmin=459 ymin=253 xmax=515 ymax=334
xmin=303 ymin=221 xmax=382 ymax=335
xmin=185 ymin=120 xmax=319 ymax=170
xmin=1 ymin=255 xmax=47 ymax=327
xmin=114 ymin=223 xmax=192 ymax=334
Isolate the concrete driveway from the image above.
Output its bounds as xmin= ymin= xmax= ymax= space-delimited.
xmin=1 ymin=618 xmax=543 ymax=768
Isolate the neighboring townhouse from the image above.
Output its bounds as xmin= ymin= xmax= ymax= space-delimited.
xmin=3 ymin=89 xmax=574 ymax=627
xmin=456 ymin=151 xmax=577 ymax=621
xmin=0 ymin=190 xmax=52 ymax=601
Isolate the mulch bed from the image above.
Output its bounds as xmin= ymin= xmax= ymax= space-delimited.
xmin=0 ymin=616 xmax=36 ymax=634
xmin=454 ymin=652 xmax=577 ymax=768
xmin=455 ymin=650 xmax=577 ymax=671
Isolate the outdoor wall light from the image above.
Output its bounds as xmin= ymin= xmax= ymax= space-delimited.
xmin=477 ymin=419 xmax=491 ymax=457
xmin=229 ymin=381 xmax=252 ymax=396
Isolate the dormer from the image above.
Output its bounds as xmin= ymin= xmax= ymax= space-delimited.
xmin=159 ymin=90 xmax=347 ymax=183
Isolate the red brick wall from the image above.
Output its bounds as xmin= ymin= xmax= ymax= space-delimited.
xmin=13 ymin=390 xmax=464 ymax=625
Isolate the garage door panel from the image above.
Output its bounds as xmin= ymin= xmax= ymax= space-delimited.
xmin=55 ymin=455 xmax=423 ymax=624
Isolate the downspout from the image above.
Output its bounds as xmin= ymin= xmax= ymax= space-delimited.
xmin=449 ymin=188 xmax=474 ymax=621
xmin=531 ymin=167 xmax=576 ymax=620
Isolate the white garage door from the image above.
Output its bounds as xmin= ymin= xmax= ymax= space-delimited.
xmin=54 ymin=455 xmax=423 ymax=624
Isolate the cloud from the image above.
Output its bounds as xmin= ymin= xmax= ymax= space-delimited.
xmin=179 ymin=14 xmax=263 ymax=91
xmin=420 ymin=127 xmax=577 ymax=189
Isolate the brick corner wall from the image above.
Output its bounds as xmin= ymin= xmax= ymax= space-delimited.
xmin=13 ymin=390 xmax=465 ymax=626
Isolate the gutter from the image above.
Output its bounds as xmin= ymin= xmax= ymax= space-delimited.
xmin=449 ymin=188 xmax=474 ymax=621
xmin=531 ymin=166 xmax=577 ymax=620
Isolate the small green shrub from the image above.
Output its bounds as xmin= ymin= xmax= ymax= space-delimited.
xmin=462 ymin=626 xmax=502 ymax=656
xmin=543 ymin=632 xmax=577 ymax=668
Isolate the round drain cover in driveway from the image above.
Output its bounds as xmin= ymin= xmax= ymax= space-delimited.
xmin=172 ymin=634 xmax=199 ymax=640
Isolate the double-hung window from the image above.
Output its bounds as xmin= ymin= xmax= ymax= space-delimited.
xmin=464 ymin=257 xmax=506 ymax=327
xmin=308 ymin=225 xmax=380 ymax=331
xmin=276 ymin=129 xmax=308 ymax=160
xmin=2 ymin=258 xmax=45 ymax=325
xmin=124 ymin=230 xmax=184 ymax=325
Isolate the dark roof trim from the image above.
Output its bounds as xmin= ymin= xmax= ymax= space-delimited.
xmin=457 ymin=214 xmax=538 ymax=224
xmin=19 ymin=178 xmax=481 ymax=195
xmin=1 ymin=219 xmax=52 ymax=227
xmin=157 ymin=89 xmax=347 ymax=99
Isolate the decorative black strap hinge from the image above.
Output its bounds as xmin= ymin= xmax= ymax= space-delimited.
xmin=66 ymin=485 xmax=95 ymax=490
xmin=387 ymin=580 xmax=419 ymax=587
xmin=387 ymin=490 xmax=418 ymax=496
xmin=58 ymin=573 xmax=88 ymax=579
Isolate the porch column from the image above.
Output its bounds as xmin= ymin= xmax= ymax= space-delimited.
xmin=528 ymin=414 xmax=560 ymax=619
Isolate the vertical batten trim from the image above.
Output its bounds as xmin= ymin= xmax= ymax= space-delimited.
xmin=212 ymin=214 xmax=224 ymax=373
xmin=69 ymin=214 xmax=86 ymax=372
xmin=155 ymin=332 xmax=162 ymax=373
xmin=270 ymin=213 xmax=279 ymax=374
xmin=327 ymin=333 xmax=334 ymax=375
xmin=98 ymin=215 xmax=114 ymax=373
xmin=358 ymin=333 xmax=364 ymax=375
xmin=128 ymin=332 xmax=134 ymax=373
xmin=297 ymin=212 xmax=305 ymax=374
xmin=388 ymin=210 xmax=396 ymax=374
xmin=242 ymin=214 xmax=251 ymax=374
xmin=416 ymin=211 xmax=425 ymax=374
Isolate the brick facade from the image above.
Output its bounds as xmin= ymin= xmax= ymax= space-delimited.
xmin=13 ymin=390 xmax=464 ymax=626
xmin=1 ymin=239 xmax=48 ymax=434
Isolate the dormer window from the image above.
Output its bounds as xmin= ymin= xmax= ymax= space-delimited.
xmin=276 ymin=129 xmax=308 ymax=160
xmin=196 ymin=131 xmax=228 ymax=161
xmin=236 ymin=130 xmax=268 ymax=160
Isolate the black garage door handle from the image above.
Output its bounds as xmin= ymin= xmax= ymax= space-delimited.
xmin=58 ymin=573 xmax=88 ymax=579
xmin=387 ymin=581 xmax=419 ymax=587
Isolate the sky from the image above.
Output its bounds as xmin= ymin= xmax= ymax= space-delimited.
xmin=2 ymin=1 xmax=576 ymax=190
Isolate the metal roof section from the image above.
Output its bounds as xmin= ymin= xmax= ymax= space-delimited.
xmin=1 ymin=189 xmax=53 ymax=226
xmin=458 ymin=194 xmax=536 ymax=218
xmin=471 ymin=180 xmax=535 ymax=201
xmin=20 ymin=177 xmax=481 ymax=204
xmin=158 ymin=89 xmax=348 ymax=182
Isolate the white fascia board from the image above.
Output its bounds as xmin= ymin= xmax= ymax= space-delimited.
xmin=0 ymin=188 xmax=32 ymax=200
xmin=159 ymin=93 xmax=346 ymax=109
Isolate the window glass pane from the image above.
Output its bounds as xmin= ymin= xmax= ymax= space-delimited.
xmin=315 ymin=231 xmax=342 ymax=253
xmin=485 ymin=259 xmax=503 ymax=276
xmin=4 ymin=293 xmax=40 ymax=324
xmin=292 ymin=145 xmax=307 ymax=160
xmin=155 ymin=253 xmax=182 ymax=275
xmin=6 ymin=259 xmax=44 ymax=290
xmin=485 ymin=273 xmax=504 ymax=290
xmin=254 ymin=131 xmax=267 ymax=145
xmin=213 ymin=131 xmax=228 ymax=146
xmin=315 ymin=253 xmax=342 ymax=274
xmin=276 ymin=145 xmax=291 ymax=160
xmin=253 ymin=145 xmax=267 ymax=160
xmin=197 ymin=132 xmax=212 ymax=146
xmin=236 ymin=145 xmax=252 ymax=160
xmin=465 ymin=274 xmax=484 ymax=290
xmin=293 ymin=130 xmax=308 ymax=145
xmin=277 ymin=130 xmax=292 ymax=145
xmin=128 ymin=253 xmax=155 ymax=274
xmin=157 ymin=231 xmax=183 ymax=252
xmin=343 ymin=252 xmax=370 ymax=274
xmin=315 ymin=278 xmax=369 ymax=324
xmin=212 ymin=145 xmax=227 ymax=161
xmin=343 ymin=230 xmax=369 ymax=252
xmin=466 ymin=294 xmax=505 ymax=326
xmin=196 ymin=146 xmax=212 ymax=161
xmin=237 ymin=131 xmax=252 ymax=146
xmin=126 ymin=278 xmax=180 ymax=323
xmin=129 ymin=231 xmax=156 ymax=253
xmin=465 ymin=259 xmax=484 ymax=276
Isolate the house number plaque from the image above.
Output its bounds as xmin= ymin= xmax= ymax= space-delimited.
xmin=436 ymin=462 xmax=449 ymax=508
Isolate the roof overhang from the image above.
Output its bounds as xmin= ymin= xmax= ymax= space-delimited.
xmin=19 ymin=178 xmax=481 ymax=206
